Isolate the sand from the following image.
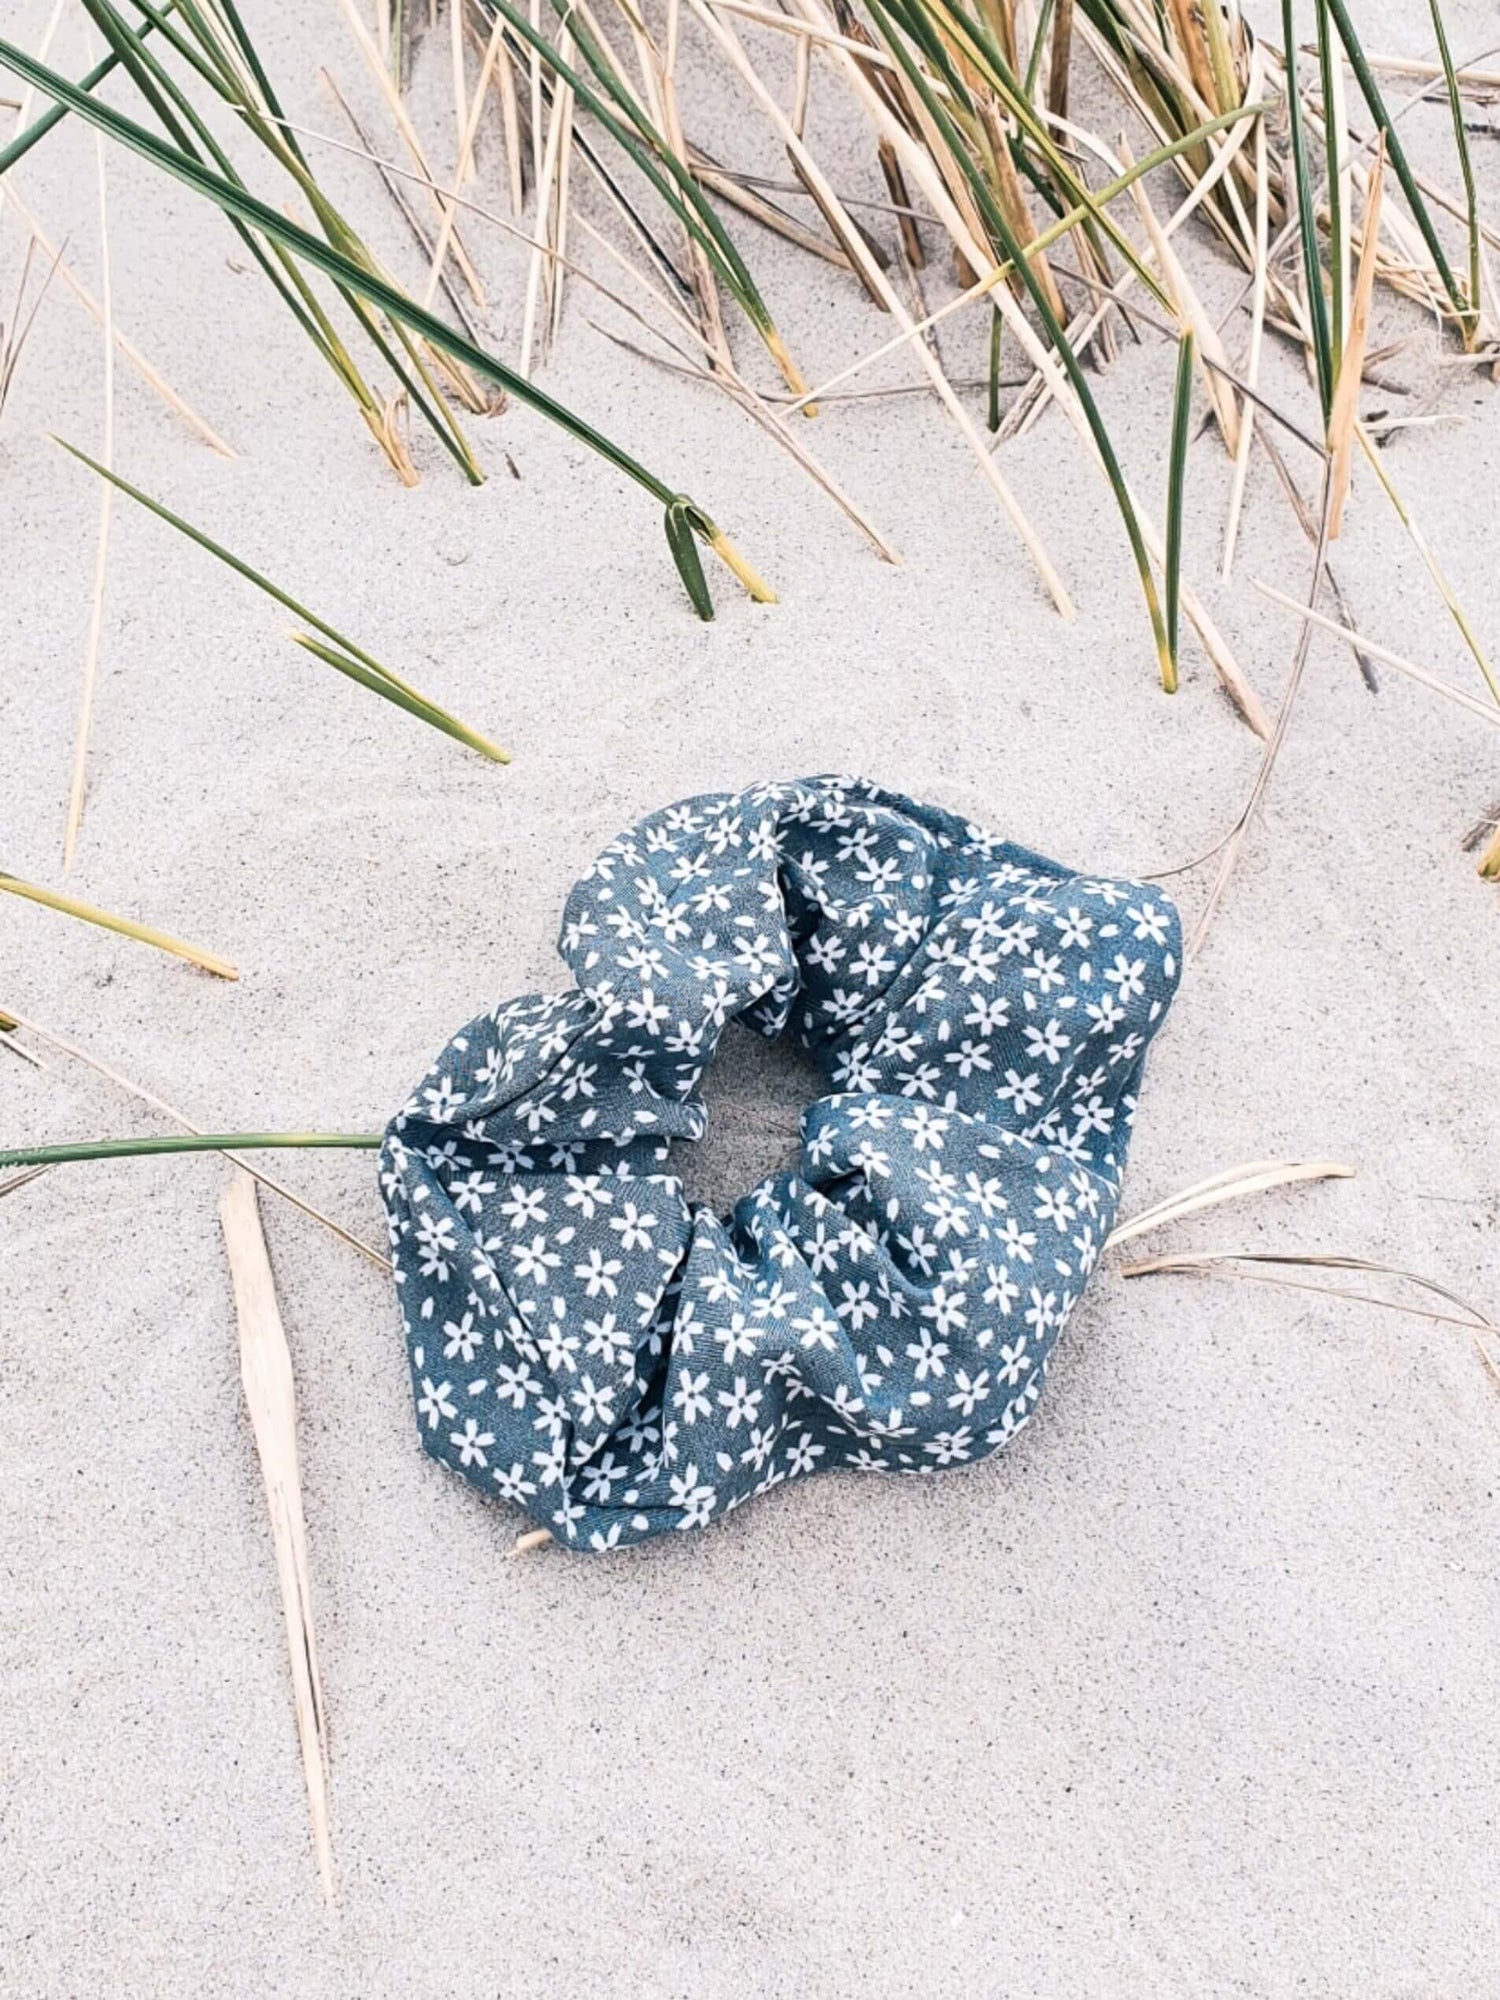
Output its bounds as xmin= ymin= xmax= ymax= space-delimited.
xmin=3 ymin=0 xmax=1498 ymax=1991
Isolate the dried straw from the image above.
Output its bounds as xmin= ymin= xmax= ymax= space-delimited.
xmin=220 ymin=1171 xmax=334 ymax=1905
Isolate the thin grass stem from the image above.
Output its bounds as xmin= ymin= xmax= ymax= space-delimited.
xmin=0 ymin=1132 xmax=380 ymax=1168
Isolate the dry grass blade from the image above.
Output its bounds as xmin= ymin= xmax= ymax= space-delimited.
xmin=0 ymin=868 xmax=237 ymax=977
xmin=422 ymin=5 xmax=508 ymax=310
xmin=0 ymin=232 xmax=61 ymax=416
xmin=1249 ymin=581 xmax=1500 ymax=729
xmin=693 ymin=0 xmax=1075 ymax=614
xmin=520 ymin=20 xmax=573 ymax=372
xmin=689 ymin=149 xmax=856 ymax=269
xmin=63 ymin=128 xmax=114 ymax=874
xmin=1352 ymin=425 xmax=1500 ymax=706
xmin=220 ymin=1171 xmax=334 ymax=1904
xmin=1326 ymin=137 xmax=1384 ymax=536
xmin=1190 ymin=463 xmax=1335 ymax=957
xmin=1125 ymin=144 xmax=1239 ymax=453
xmin=3 ymin=190 xmax=236 ymax=455
xmin=334 ymin=0 xmax=487 ymax=305
xmin=0 ymin=1025 xmax=44 ymax=1070
xmin=1353 ymin=51 xmax=1500 ymax=93
xmin=1222 ymin=102 xmax=1268 ymax=580
xmin=1121 ymin=1246 xmax=1500 ymax=1381
xmin=1106 ymin=1158 xmax=1355 ymax=1250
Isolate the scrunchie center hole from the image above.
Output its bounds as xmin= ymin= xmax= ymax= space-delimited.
xmin=677 ymin=1020 xmax=824 ymax=1218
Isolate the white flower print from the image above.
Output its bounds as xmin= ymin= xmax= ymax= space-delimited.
xmin=609 ymin=1202 xmax=657 ymax=1252
xmin=442 ymin=1312 xmax=481 ymax=1363
xmin=449 ymin=1418 xmax=495 ymax=1468
xmin=416 ymin=1377 xmax=457 ymax=1429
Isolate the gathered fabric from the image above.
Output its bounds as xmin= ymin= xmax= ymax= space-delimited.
xmin=380 ymin=777 xmax=1181 ymax=1551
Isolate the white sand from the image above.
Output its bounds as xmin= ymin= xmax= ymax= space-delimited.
xmin=3 ymin=0 xmax=1499 ymax=1990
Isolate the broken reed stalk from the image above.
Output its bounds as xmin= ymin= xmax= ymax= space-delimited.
xmin=220 ymin=1171 xmax=334 ymax=1904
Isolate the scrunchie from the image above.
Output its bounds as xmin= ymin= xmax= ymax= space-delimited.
xmin=380 ymin=777 xmax=1181 ymax=1551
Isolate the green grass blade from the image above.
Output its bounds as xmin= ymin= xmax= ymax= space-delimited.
xmin=664 ymin=500 xmax=715 ymax=621
xmin=1322 ymin=0 xmax=1469 ymax=327
xmin=55 ymin=437 xmax=390 ymax=674
xmin=53 ymin=437 xmax=509 ymax=760
xmin=291 ymin=635 xmax=509 ymax=761
xmin=1314 ymin=0 xmax=1345 ymax=367
xmin=0 ymin=869 xmax=238 ymax=977
xmin=1164 ymin=329 xmax=1194 ymax=688
xmin=1425 ymin=0 xmax=1481 ymax=340
xmin=0 ymin=4 xmax=162 ymax=178
xmin=1282 ymin=0 xmax=1334 ymax=420
xmin=71 ymin=0 xmax=358 ymax=391
xmin=0 ymin=1132 xmax=379 ymax=1168
xmin=0 ymin=38 xmax=742 ymax=589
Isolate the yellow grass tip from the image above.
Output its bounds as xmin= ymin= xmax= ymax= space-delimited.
xmin=708 ymin=533 xmax=777 ymax=605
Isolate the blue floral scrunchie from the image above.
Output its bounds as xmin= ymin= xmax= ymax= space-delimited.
xmin=380 ymin=777 xmax=1181 ymax=1551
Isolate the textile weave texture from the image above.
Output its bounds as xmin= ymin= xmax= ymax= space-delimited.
xmin=380 ymin=777 xmax=1181 ymax=1550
